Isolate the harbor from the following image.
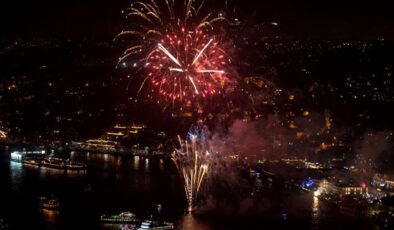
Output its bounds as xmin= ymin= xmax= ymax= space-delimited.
xmin=1 ymin=146 xmax=368 ymax=230
xmin=10 ymin=150 xmax=87 ymax=171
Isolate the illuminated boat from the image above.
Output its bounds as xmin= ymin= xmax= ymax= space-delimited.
xmin=65 ymin=160 xmax=87 ymax=170
xmin=137 ymin=220 xmax=174 ymax=230
xmin=10 ymin=150 xmax=46 ymax=162
xmin=22 ymin=159 xmax=41 ymax=166
xmin=39 ymin=196 xmax=60 ymax=210
xmin=41 ymin=157 xmax=87 ymax=170
xmin=41 ymin=157 xmax=66 ymax=169
xmin=100 ymin=212 xmax=139 ymax=223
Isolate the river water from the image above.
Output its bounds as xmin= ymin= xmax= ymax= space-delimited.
xmin=0 ymin=146 xmax=369 ymax=229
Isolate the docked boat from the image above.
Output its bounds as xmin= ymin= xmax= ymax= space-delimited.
xmin=65 ymin=160 xmax=87 ymax=170
xmin=119 ymin=223 xmax=138 ymax=230
xmin=22 ymin=159 xmax=41 ymax=166
xmin=100 ymin=212 xmax=139 ymax=223
xmin=41 ymin=157 xmax=87 ymax=170
xmin=138 ymin=220 xmax=174 ymax=230
xmin=39 ymin=196 xmax=60 ymax=210
xmin=41 ymin=157 xmax=66 ymax=169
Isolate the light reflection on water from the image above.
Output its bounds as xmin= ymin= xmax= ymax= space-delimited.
xmin=40 ymin=209 xmax=60 ymax=225
xmin=176 ymin=213 xmax=214 ymax=230
xmin=2 ymin=150 xmax=338 ymax=229
xmin=311 ymin=196 xmax=320 ymax=228
xmin=134 ymin=155 xmax=140 ymax=170
xmin=9 ymin=161 xmax=23 ymax=192
xmin=144 ymin=158 xmax=149 ymax=172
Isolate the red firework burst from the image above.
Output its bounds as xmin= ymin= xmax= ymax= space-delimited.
xmin=143 ymin=28 xmax=230 ymax=102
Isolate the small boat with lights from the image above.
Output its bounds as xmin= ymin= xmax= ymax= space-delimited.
xmin=41 ymin=157 xmax=87 ymax=170
xmin=22 ymin=159 xmax=41 ymax=166
xmin=137 ymin=220 xmax=174 ymax=230
xmin=100 ymin=212 xmax=139 ymax=223
xmin=41 ymin=157 xmax=66 ymax=169
xmin=39 ymin=196 xmax=60 ymax=210
xmin=65 ymin=160 xmax=87 ymax=170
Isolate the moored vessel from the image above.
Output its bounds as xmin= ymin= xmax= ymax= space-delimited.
xmin=100 ymin=212 xmax=139 ymax=223
xmin=39 ymin=196 xmax=60 ymax=210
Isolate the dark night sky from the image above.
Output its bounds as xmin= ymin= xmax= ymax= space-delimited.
xmin=1 ymin=0 xmax=394 ymax=40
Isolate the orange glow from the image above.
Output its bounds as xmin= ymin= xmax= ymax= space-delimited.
xmin=289 ymin=122 xmax=297 ymax=129
xmin=296 ymin=132 xmax=305 ymax=138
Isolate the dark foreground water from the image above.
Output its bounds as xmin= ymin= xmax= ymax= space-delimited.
xmin=0 ymin=146 xmax=370 ymax=230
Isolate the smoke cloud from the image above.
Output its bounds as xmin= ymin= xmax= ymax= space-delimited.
xmin=208 ymin=112 xmax=337 ymax=160
xmin=354 ymin=130 xmax=394 ymax=176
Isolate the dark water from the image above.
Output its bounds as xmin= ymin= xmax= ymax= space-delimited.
xmin=0 ymin=147 xmax=369 ymax=229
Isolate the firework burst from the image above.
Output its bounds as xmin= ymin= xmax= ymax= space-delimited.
xmin=148 ymin=29 xmax=230 ymax=100
xmin=172 ymin=131 xmax=210 ymax=212
xmin=117 ymin=0 xmax=235 ymax=107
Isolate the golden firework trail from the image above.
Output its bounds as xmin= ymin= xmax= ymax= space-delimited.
xmin=172 ymin=134 xmax=209 ymax=212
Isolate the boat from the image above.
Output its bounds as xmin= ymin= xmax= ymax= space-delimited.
xmin=100 ymin=212 xmax=139 ymax=223
xmin=120 ymin=223 xmax=138 ymax=230
xmin=65 ymin=160 xmax=87 ymax=170
xmin=22 ymin=159 xmax=41 ymax=166
xmin=138 ymin=220 xmax=174 ymax=230
xmin=10 ymin=150 xmax=46 ymax=163
xmin=41 ymin=157 xmax=87 ymax=170
xmin=39 ymin=196 xmax=60 ymax=210
xmin=41 ymin=157 xmax=66 ymax=169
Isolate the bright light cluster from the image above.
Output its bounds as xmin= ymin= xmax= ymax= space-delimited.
xmin=147 ymin=29 xmax=229 ymax=101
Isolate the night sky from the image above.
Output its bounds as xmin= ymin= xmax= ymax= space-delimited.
xmin=1 ymin=0 xmax=394 ymax=40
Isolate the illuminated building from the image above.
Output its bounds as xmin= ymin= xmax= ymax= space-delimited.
xmin=340 ymin=184 xmax=368 ymax=196
xmin=72 ymin=139 xmax=118 ymax=152
xmin=72 ymin=123 xmax=147 ymax=153
xmin=373 ymin=174 xmax=394 ymax=189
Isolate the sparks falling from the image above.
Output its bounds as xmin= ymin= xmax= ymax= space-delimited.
xmin=116 ymin=0 xmax=234 ymax=107
xmin=172 ymin=133 xmax=210 ymax=212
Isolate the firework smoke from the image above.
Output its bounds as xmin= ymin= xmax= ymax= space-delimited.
xmin=354 ymin=131 xmax=394 ymax=176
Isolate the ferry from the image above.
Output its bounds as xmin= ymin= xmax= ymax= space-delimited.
xmin=10 ymin=151 xmax=87 ymax=171
xmin=119 ymin=223 xmax=138 ymax=230
xmin=71 ymin=139 xmax=129 ymax=153
xmin=138 ymin=220 xmax=174 ymax=230
xmin=39 ymin=196 xmax=60 ymax=210
xmin=11 ymin=150 xmax=46 ymax=163
xmin=41 ymin=157 xmax=66 ymax=169
xmin=41 ymin=157 xmax=87 ymax=170
xmin=65 ymin=160 xmax=87 ymax=170
xmin=100 ymin=212 xmax=139 ymax=223
xmin=22 ymin=159 xmax=41 ymax=166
